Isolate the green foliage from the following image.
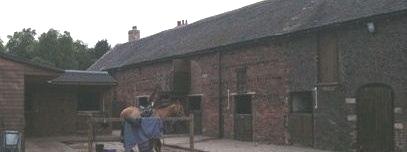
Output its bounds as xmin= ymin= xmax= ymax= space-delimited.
xmin=2 ymin=28 xmax=111 ymax=70
xmin=0 ymin=38 xmax=5 ymax=53
xmin=93 ymin=39 xmax=111 ymax=59
xmin=74 ymin=40 xmax=94 ymax=70
xmin=6 ymin=28 xmax=37 ymax=58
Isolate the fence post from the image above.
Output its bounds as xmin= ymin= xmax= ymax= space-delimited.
xmin=88 ymin=117 xmax=93 ymax=152
xmin=189 ymin=113 xmax=194 ymax=151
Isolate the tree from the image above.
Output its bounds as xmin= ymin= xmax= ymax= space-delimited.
xmin=57 ymin=31 xmax=77 ymax=69
xmin=3 ymin=28 xmax=111 ymax=70
xmin=35 ymin=29 xmax=58 ymax=66
xmin=93 ymin=39 xmax=111 ymax=60
xmin=0 ymin=38 xmax=5 ymax=53
xmin=73 ymin=40 xmax=93 ymax=70
xmin=5 ymin=28 xmax=37 ymax=58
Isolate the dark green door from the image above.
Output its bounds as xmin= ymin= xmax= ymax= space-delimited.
xmin=234 ymin=95 xmax=252 ymax=141
xmin=357 ymin=85 xmax=394 ymax=152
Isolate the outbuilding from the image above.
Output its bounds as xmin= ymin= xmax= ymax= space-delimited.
xmin=0 ymin=52 xmax=116 ymax=138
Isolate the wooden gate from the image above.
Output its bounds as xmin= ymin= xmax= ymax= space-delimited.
xmin=357 ymin=84 xmax=394 ymax=152
xmin=234 ymin=95 xmax=252 ymax=141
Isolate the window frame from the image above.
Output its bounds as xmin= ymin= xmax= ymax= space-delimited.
xmin=289 ymin=91 xmax=314 ymax=113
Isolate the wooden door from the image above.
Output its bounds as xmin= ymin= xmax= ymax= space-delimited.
xmin=234 ymin=95 xmax=252 ymax=141
xmin=288 ymin=113 xmax=313 ymax=146
xmin=357 ymin=85 xmax=394 ymax=152
xmin=288 ymin=92 xmax=314 ymax=146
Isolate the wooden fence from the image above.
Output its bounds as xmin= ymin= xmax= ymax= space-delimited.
xmin=87 ymin=114 xmax=195 ymax=152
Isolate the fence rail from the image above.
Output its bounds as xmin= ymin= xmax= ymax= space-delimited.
xmin=87 ymin=114 xmax=195 ymax=152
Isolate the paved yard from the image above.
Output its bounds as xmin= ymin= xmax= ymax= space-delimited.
xmin=25 ymin=135 xmax=332 ymax=152
xmin=164 ymin=136 xmax=332 ymax=152
xmin=25 ymin=137 xmax=184 ymax=152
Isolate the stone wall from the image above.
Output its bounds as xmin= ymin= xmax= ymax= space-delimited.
xmin=338 ymin=15 xmax=407 ymax=152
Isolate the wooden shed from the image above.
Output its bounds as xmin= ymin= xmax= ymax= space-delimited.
xmin=0 ymin=53 xmax=116 ymax=138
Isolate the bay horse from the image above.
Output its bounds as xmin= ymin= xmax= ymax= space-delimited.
xmin=120 ymin=92 xmax=184 ymax=152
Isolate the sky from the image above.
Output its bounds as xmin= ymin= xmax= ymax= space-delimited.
xmin=0 ymin=0 xmax=263 ymax=47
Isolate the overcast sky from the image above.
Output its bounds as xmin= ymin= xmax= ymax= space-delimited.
xmin=0 ymin=0 xmax=263 ymax=46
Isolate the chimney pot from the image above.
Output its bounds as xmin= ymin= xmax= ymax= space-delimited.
xmin=128 ymin=26 xmax=140 ymax=42
xmin=177 ymin=21 xmax=182 ymax=26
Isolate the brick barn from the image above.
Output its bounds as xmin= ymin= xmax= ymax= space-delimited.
xmin=89 ymin=0 xmax=407 ymax=151
xmin=0 ymin=52 xmax=116 ymax=138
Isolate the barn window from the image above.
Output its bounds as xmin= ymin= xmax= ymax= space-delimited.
xmin=290 ymin=92 xmax=313 ymax=113
xmin=77 ymin=92 xmax=100 ymax=111
xmin=235 ymin=95 xmax=252 ymax=114
xmin=236 ymin=67 xmax=247 ymax=93
xmin=138 ymin=96 xmax=149 ymax=107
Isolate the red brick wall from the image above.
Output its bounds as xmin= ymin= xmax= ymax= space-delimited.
xmin=108 ymin=42 xmax=291 ymax=143
xmin=111 ymin=61 xmax=174 ymax=107
xmin=188 ymin=53 xmax=220 ymax=137
xmin=219 ymin=43 xmax=289 ymax=143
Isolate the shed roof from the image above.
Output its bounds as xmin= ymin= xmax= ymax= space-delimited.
xmin=49 ymin=70 xmax=117 ymax=85
xmin=0 ymin=52 xmax=63 ymax=72
xmin=88 ymin=0 xmax=407 ymax=71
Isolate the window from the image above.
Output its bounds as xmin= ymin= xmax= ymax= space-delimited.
xmin=188 ymin=96 xmax=202 ymax=111
xmin=138 ymin=97 xmax=150 ymax=107
xmin=235 ymin=95 xmax=252 ymax=114
xmin=290 ymin=92 xmax=313 ymax=113
xmin=77 ymin=92 xmax=100 ymax=111
xmin=236 ymin=67 xmax=247 ymax=93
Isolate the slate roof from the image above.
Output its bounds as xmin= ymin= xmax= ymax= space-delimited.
xmin=88 ymin=0 xmax=407 ymax=71
xmin=49 ymin=70 xmax=117 ymax=85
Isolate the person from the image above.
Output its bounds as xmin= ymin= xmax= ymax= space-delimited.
xmin=120 ymin=104 xmax=163 ymax=152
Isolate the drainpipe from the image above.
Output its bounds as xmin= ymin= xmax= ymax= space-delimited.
xmin=218 ymin=51 xmax=224 ymax=138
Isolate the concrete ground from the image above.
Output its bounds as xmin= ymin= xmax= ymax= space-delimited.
xmin=25 ymin=135 xmax=332 ymax=152
xmin=163 ymin=136 xmax=332 ymax=152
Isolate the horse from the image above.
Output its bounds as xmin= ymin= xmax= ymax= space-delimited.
xmin=120 ymin=95 xmax=184 ymax=152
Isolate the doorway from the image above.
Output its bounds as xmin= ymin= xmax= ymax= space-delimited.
xmin=187 ymin=96 xmax=202 ymax=134
xmin=234 ymin=95 xmax=252 ymax=141
xmin=357 ymin=84 xmax=394 ymax=152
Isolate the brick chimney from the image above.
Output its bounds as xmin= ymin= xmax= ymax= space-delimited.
xmin=176 ymin=20 xmax=188 ymax=27
xmin=128 ymin=26 xmax=140 ymax=42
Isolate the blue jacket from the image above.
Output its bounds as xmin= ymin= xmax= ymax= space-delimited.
xmin=122 ymin=117 xmax=163 ymax=149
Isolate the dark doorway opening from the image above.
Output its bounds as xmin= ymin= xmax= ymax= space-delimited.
xmin=234 ymin=95 xmax=252 ymax=141
xmin=77 ymin=92 xmax=100 ymax=111
xmin=138 ymin=97 xmax=149 ymax=107
xmin=357 ymin=84 xmax=394 ymax=152
xmin=188 ymin=96 xmax=202 ymax=134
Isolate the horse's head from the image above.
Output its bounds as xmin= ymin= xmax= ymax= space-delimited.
xmin=153 ymin=98 xmax=185 ymax=118
xmin=120 ymin=106 xmax=140 ymax=119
